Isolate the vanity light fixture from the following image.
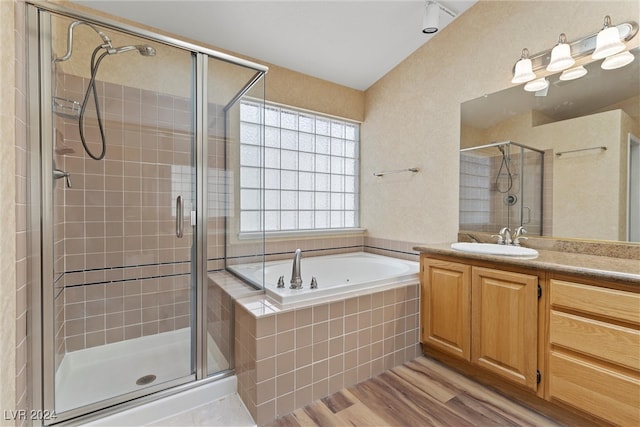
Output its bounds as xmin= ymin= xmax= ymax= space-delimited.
xmin=524 ymin=77 xmax=549 ymax=92
xmin=592 ymin=15 xmax=626 ymax=59
xmin=511 ymin=15 xmax=638 ymax=91
xmin=547 ymin=33 xmax=575 ymax=72
xmin=601 ymin=50 xmax=635 ymax=70
xmin=559 ymin=65 xmax=588 ymax=81
xmin=511 ymin=48 xmax=536 ymax=83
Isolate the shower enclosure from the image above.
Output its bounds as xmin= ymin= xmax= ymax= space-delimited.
xmin=459 ymin=141 xmax=544 ymax=236
xmin=27 ymin=3 xmax=266 ymax=423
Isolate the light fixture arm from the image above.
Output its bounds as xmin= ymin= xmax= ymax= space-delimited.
xmin=430 ymin=1 xmax=457 ymax=19
xmin=512 ymin=20 xmax=638 ymax=75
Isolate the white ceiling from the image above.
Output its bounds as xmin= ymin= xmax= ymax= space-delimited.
xmin=71 ymin=1 xmax=477 ymax=90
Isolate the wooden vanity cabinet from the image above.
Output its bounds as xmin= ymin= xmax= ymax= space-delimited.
xmin=421 ymin=253 xmax=640 ymax=424
xmin=421 ymin=258 xmax=471 ymax=360
xmin=420 ymin=256 xmax=540 ymax=392
xmin=547 ymin=277 xmax=640 ymax=426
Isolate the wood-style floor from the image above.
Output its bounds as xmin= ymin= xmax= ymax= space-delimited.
xmin=266 ymin=357 xmax=560 ymax=427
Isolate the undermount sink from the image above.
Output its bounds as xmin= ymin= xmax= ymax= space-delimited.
xmin=451 ymin=242 xmax=539 ymax=258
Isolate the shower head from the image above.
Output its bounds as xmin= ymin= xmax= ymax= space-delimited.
xmin=137 ymin=45 xmax=156 ymax=56
xmin=108 ymin=45 xmax=156 ymax=56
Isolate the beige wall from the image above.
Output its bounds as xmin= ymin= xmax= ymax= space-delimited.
xmin=362 ymin=0 xmax=639 ymax=243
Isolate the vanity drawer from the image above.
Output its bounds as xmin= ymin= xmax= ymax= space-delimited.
xmin=550 ymin=310 xmax=640 ymax=370
xmin=550 ymin=279 xmax=640 ymax=325
xmin=549 ymin=351 xmax=640 ymax=427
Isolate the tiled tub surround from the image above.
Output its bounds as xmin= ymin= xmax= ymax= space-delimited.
xmin=210 ymin=238 xmax=420 ymax=378
xmin=232 ymin=280 xmax=421 ymax=425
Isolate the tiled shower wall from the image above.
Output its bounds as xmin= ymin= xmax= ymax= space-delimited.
xmin=54 ymin=73 xmax=198 ymax=352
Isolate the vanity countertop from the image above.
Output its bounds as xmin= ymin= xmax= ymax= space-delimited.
xmin=414 ymin=243 xmax=640 ymax=286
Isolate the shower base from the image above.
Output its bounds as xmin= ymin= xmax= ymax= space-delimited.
xmin=55 ymin=328 xmax=228 ymax=414
xmin=85 ymin=377 xmax=254 ymax=427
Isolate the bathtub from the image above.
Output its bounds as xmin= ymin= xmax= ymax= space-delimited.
xmin=228 ymin=251 xmax=419 ymax=304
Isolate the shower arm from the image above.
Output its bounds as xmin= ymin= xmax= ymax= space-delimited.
xmin=53 ymin=20 xmax=113 ymax=63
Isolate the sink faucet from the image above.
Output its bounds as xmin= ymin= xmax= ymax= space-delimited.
xmin=492 ymin=226 xmax=528 ymax=246
xmin=492 ymin=227 xmax=512 ymax=245
xmin=290 ymin=248 xmax=303 ymax=289
xmin=513 ymin=226 xmax=528 ymax=246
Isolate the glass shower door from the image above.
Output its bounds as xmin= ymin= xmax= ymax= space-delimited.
xmin=205 ymin=56 xmax=266 ymax=377
xmin=46 ymin=11 xmax=197 ymax=416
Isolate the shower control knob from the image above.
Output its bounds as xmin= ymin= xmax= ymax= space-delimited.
xmin=277 ymin=275 xmax=285 ymax=288
xmin=53 ymin=168 xmax=72 ymax=188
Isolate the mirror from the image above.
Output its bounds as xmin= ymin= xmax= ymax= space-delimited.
xmin=460 ymin=47 xmax=640 ymax=243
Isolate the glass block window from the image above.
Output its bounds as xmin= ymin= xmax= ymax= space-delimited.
xmin=240 ymin=101 xmax=360 ymax=233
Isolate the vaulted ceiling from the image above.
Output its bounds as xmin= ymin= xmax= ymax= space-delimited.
xmin=71 ymin=1 xmax=477 ymax=90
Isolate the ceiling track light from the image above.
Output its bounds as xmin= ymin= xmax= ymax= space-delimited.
xmin=512 ymin=17 xmax=638 ymax=78
xmin=422 ymin=1 xmax=457 ymax=35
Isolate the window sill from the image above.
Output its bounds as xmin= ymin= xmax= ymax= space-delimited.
xmin=239 ymin=228 xmax=366 ymax=241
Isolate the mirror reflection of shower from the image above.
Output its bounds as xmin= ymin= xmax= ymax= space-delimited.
xmin=459 ymin=141 xmax=544 ymax=236
xmin=53 ymin=21 xmax=156 ymax=160
xmin=494 ymin=144 xmax=513 ymax=194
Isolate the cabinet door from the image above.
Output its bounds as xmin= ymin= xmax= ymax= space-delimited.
xmin=471 ymin=267 xmax=538 ymax=391
xmin=421 ymin=258 xmax=471 ymax=361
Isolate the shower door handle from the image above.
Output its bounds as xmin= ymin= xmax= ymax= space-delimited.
xmin=523 ymin=206 xmax=531 ymax=224
xmin=176 ymin=195 xmax=184 ymax=238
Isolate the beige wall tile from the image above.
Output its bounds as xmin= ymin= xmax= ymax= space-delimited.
xmin=237 ymin=282 xmax=419 ymax=424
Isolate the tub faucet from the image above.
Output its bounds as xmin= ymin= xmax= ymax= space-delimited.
xmin=290 ymin=248 xmax=303 ymax=289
